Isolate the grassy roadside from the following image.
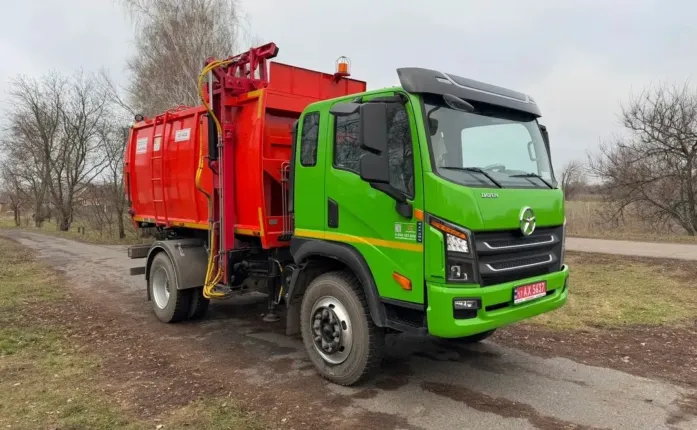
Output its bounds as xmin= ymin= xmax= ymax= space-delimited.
xmin=0 ymin=237 xmax=261 ymax=430
xmin=0 ymin=216 xmax=150 ymax=246
xmin=528 ymin=252 xmax=697 ymax=330
xmin=567 ymin=230 xmax=697 ymax=244
xmin=565 ymin=200 xmax=697 ymax=244
xmin=498 ymin=251 xmax=697 ymax=389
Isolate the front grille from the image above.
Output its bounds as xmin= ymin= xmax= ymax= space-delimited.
xmin=487 ymin=254 xmax=552 ymax=271
xmin=482 ymin=234 xmax=554 ymax=250
xmin=473 ymin=226 xmax=563 ymax=287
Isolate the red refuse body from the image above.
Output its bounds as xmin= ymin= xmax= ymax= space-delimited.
xmin=125 ymin=53 xmax=366 ymax=250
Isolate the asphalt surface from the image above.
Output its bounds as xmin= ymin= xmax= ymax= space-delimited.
xmin=566 ymin=237 xmax=697 ymax=260
xmin=3 ymin=229 xmax=697 ymax=430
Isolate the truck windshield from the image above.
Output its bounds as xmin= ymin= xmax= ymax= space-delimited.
xmin=424 ymin=100 xmax=556 ymax=189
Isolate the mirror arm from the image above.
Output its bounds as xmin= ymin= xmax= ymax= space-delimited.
xmin=371 ymin=183 xmax=405 ymax=202
xmin=370 ymin=183 xmax=413 ymax=219
xmin=395 ymin=201 xmax=413 ymax=219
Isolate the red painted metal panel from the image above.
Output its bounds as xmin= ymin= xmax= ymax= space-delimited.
xmin=126 ymin=46 xmax=368 ymax=263
xmin=126 ymin=106 xmax=212 ymax=228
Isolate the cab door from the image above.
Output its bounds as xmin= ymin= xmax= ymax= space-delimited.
xmin=324 ymin=94 xmax=425 ymax=305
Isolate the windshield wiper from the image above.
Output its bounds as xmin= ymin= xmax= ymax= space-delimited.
xmin=441 ymin=166 xmax=503 ymax=188
xmin=509 ymin=173 xmax=554 ymax=189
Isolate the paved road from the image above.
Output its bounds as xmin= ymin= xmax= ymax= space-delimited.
xmin=567 ymin=237 xmax=697 ymax=260
xmin=3 ymin=229 xmax=697 ymax=430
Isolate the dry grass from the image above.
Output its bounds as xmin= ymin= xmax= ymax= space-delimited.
xmin=528 ymin=252 xmax=697 ymax=330
xmin=565 ymin=200 xmax=697 ymax=243
xmin=0 ymin=238 xmax=261 ymax=430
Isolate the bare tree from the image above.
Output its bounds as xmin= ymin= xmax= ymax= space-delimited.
xmin=589 ymin=82 xmax=697 ymax=235
xmin=0 ymin=161 xmax=28 ymax=226
xmin=98 ymin=123 xmax=130 ymax=239
xmin=120 ymin=0 xmax=246 ymax=116
xmin=559 ymin=160 xmax=587 ymax=200
xmin=51 ymin=71 xmax=111 ymax=231
xmin=3 ymin=71 xmax=111 ymax=231
xmin=3 ymin=74 xmax=65 ymax=227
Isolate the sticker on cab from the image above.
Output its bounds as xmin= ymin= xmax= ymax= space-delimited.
xmin=394 ymin=222 xmax=418 ymax=241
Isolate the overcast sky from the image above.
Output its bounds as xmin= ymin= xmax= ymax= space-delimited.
xmin=1 ymin=0 xmax=695 ymax=171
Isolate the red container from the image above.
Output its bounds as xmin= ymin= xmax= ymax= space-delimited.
xmin=125 ymin=60 xmax=366 ymax=250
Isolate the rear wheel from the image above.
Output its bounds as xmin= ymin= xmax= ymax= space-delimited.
xmin=148 ymin=252 xmax=191 ymax=323
xmin=300 ymin=271 xmax=384 ymax=386
xmin=187 ymin=287 xmax=210 ymax=320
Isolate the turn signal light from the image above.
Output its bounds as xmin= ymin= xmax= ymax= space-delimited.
xmin=393 ymin=272 xmax=412 ymax=291
xmin=429 ymin=218 xmax=467 ymax=240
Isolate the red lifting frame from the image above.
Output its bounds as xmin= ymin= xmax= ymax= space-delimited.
xmin=205 ymin=43 xmax=280 ymax=278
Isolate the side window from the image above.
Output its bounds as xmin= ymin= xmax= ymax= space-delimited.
xmin=300 ymin=112 xmax=320 ymax=167
xmin=333 ymin=104 xmax=414 ymax=196
xmin=334 ymin=112 xmax=362 ymax=172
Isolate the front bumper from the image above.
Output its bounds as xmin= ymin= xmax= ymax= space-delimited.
xmin=426 ymin=265 xmax=569 ymax=338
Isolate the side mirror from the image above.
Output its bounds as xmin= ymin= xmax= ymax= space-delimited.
xmin=358 ymin=103 xmax=390 ymax=184
xmin=443 ymin=94 xmax=475 ymax=113
xmin=359 ymin=103 xmax=389 ymax=153
xmin=428 ymin=117 xmax=439 ymax=136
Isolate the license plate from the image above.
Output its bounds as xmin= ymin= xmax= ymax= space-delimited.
xmin=514 ymin=281 xmax=547 ymax=304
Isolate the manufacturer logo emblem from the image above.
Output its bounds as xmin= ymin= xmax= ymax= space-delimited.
xmin=481 ymin=192 xmax=499 ymax=198
xmin=519 ymin=206 xmax=536 ymax=236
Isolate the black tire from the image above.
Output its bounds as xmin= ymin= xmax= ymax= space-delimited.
xmin=188 ymin=287 xmax=210 ymax=320
xmin=300 ymin=271 xmax=385 ymax=386
xmin=148 ymin=252 xmax=191 ymax=323
xmin=448 ymin=329 xmax=497 ymax=344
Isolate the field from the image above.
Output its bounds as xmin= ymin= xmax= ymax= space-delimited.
xmin=565 ymin=199 xmax=697 ymax=243
xmin=0 ymin=237 xmax=261 ymax=430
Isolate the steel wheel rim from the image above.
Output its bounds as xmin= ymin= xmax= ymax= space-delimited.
xmin=311 ymin=296 xmax=353 ymax=364
xmin=152 ymin=267 xmax=170 ymax=309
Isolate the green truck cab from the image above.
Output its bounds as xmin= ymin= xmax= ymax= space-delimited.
xmin=287 ymin=68 xmax=567 ymax=384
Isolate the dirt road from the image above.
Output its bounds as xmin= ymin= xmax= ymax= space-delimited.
xmin=567 ymin=237 xmax=697 ymax=260
xmin=3 ymin=229 xmax=696 ymax=430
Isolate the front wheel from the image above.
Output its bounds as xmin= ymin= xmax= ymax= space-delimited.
xmin=300 ymin=271 xmax=385 ymax=386
xmin=148 ymin=252 xmax=191 ymax=323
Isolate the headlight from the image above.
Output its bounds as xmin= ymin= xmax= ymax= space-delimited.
xmin=429 ymin=215 xmax=477 ymax=284
xmin=429 ymin=217 xmax=470 ymax=255
xmin=447 ymin=234 xmax=469 ymax=253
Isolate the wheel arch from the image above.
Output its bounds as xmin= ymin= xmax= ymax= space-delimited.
xmin=145 ymin=239 xmax=209 ymax=300
xmin=286 ymin=238 xmax=386 ymax=333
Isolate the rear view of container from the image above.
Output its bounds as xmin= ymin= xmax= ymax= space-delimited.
xmin=126 ymin=106 xmax=213 ymax=231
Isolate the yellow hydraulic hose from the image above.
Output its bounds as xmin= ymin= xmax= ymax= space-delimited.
xmin=196 ymin=59 xmax=233 ymax=299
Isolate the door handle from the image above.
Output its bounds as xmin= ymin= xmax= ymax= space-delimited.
xmin=328 ymin=198 xmax=339 ymax=228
